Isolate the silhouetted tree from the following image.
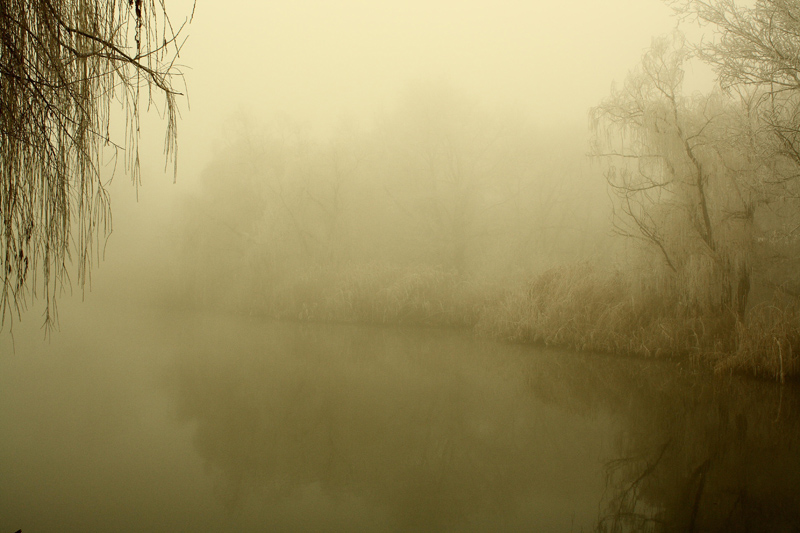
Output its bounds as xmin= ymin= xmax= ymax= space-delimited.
xmin=0 ymin=0 xmax=190 ymax=329
xmin=673 ymin=0 xmax=800 ymax=189
xmin=591 ymin=33 xmax=753 ymax=317
xmin=672 ymin=0 xmax=800 ymax=302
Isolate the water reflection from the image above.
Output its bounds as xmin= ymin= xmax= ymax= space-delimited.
xmin=519 ymin=346 xmax=800 ymax=532
xmin=165 ymin=317 xmax=800 ymax=532
xmin=3 ymin=309 xmax=797 ymax=532
xmin=164 ymin=318 xmax=610 ymax=531
xmin=588 ymin=370 xmax=800 ymax=532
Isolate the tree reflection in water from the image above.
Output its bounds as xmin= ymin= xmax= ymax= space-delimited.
xmin=163 ymin=316 xmax=800 ymax=532
xmin=522 ymin=351 xmax=800 ymax=532
xmin=164 ymin=318 xmax=609 ymax=531
xmin=594 ymin=378 xmax=800 ymax=532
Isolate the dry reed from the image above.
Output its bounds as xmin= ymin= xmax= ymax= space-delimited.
xmin=263 ymin=261 xmax=796 ymax=381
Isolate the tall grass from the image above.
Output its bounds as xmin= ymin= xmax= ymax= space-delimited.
xmin=476 ymin=264 xmax=729 ymax=359
xmin=257 ymin=261 xmax=798 ymax=381
xmin=268 ymin=262 xmax=491 ymax=328
xmin=721 ymin=302 xmax=800 ymax=382
xmin=479 ymin=263 xmax=798 ymax=380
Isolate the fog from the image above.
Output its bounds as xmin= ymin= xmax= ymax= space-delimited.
xmin=3 ymin=1 xmax=800 ymax=531
xmin=85 ymin=0 xmax=711 ymax=308
xmin=180 ymin=0 xmax=679 ymax=138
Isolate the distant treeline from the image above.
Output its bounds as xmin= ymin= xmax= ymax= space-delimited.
xmin=167 ymin=82 xmax=614 ymax=311
xmin=165 ymin=0 xmax=800 ymax=382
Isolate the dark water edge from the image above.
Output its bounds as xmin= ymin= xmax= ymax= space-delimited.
xmin=1 ymin=305 xmax=798 ymax=532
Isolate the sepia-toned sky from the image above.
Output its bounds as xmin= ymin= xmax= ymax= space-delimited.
xmin=115 ymin=0 xmax=715 ymax=271
xmin=168 ymin=1 xmax=710 ymax=152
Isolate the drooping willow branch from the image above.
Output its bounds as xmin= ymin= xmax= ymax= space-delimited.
xmin=0 ymin=0 xmax=191 ymax=331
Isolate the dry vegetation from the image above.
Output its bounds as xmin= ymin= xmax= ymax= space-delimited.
xmin=254 ymin=262 xmax=799 ymax=381
xmin=269 ymin=263 xmax=491 ymax=327
xmin=480 ymin=265 xmax=799 ymax=381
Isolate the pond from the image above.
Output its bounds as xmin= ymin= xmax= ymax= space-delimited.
xmin=1 ymin=303 xmax=798 ymax=532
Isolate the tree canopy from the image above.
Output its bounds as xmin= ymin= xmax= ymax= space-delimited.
xmin=673 ymin=0 xmax=800 ymax=174
xmin=592 ymin=0 xmax=800 ymax=322
xmin=0 ymin=0 xmax=189 ymax=329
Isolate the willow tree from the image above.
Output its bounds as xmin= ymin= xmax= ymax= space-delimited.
xmin=591 ymin=32 xmax=753 ymax=318
xmin=0 ymin=0 xmax=190 ymax=329
xmin=672 ymin=0 xmax=800 ymax=299
xmin=671 ymin=0 xmax=800 ymax=170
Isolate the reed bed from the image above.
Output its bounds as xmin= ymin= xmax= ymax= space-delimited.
xmin=476 ymin=264 xmax=714 ymax=358
xmin=479 ymin=263 xmax=797 ymax=380
xmin=263 ymin=262 xmax=797 ymax=381
xmin=719 ymin=302 xmax=800 ymax=383
xmin=269 ymin=262 xmax=491 ymax=328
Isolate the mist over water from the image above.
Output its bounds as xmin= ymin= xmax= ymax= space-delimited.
xmin=2 ymin=302 xmax=798 ymax=531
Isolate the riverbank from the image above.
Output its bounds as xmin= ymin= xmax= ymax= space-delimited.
xmin=262 ymin=262 xmax=799 ymax=382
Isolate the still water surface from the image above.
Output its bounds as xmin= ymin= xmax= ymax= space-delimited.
xmin=1 ymin=305 xmax=798 ymax=532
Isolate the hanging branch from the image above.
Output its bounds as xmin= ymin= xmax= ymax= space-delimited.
xmin=0 ymin=0 xmax=192 ymax=331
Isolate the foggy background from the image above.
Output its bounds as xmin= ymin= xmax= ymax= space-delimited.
xmin=85 ymin=0 xmax=714 ymax=312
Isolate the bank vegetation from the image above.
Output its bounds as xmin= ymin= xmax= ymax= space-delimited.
xmin=165 ymin=0 xmax=800 ymax=382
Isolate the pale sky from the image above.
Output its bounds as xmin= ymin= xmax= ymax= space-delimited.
xmin=176 ymin=1 xmax=701 ymax=128
xmin=131 ymin=0 xmax=713 ymax=185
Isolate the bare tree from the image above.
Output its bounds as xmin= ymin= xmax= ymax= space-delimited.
xmin=672 ymin=0 xmax=800 ymax=174
xmin=592 ymin=34 xmax=713 ymax=265
xmin=670 ymin=0 xmax=800 ymax=300
xmin=378 ymin=83 xmax=519 ymax=273
xmin=0 ymin=0 xmax=191 ymax=330
xmin=592 ymin=32 xmax=754 ymax=317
